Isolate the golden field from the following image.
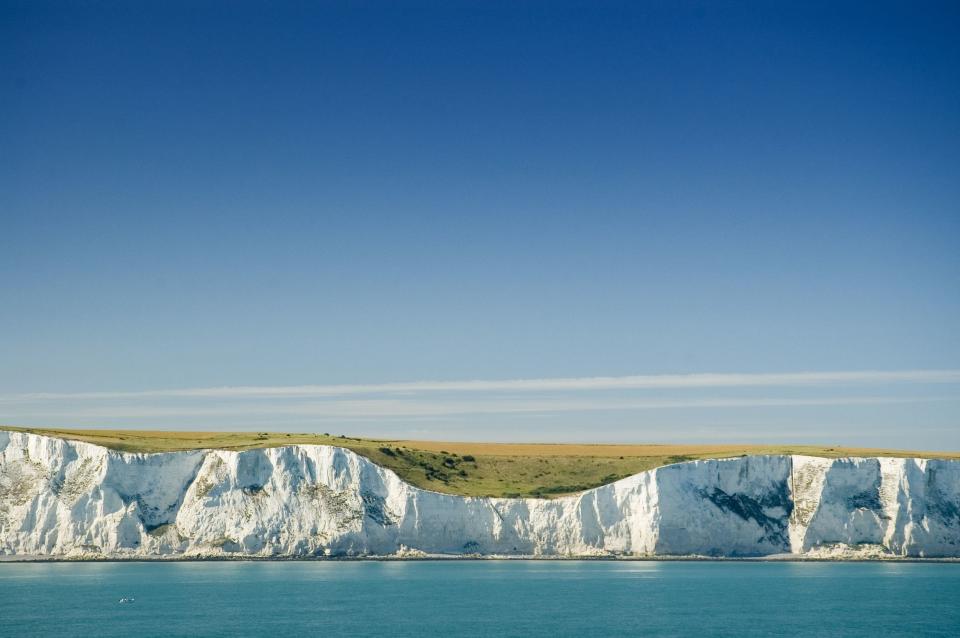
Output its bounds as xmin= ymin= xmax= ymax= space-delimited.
xmin=5 ymin=426 xmax=958 ymax=498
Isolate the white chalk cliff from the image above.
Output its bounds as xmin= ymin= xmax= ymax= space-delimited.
xmin=1 ymin=431 xmax=958 ymax=559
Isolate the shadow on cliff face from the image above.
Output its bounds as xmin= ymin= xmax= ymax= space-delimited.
xmin=360 ymin=490 xmax=396 ymax=527
xmin=654 ymin=456 xmax=794 ymax=557
xmin=926 ymin=463 xmax=960 ymax=525
xmin=234 ymin=450 xmax=274 ymax=493
xmin=804 ymin=459 xmax=886 ymax=549
xmin=698 ymin=483 xmax=793 ymax=550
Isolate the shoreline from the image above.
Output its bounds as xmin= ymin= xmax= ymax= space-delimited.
xmin=3 ymin=554 xmax=959 ymax=564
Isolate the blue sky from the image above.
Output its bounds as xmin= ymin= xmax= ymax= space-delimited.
xmin=1 ymin=1 xmax=958 ymax=446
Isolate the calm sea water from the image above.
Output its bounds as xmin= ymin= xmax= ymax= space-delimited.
xmin=1 ymin=561 xmax=958 ymax=637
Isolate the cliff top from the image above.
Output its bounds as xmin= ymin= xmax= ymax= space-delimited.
xmin=3 ymin=426 xmax=959 ymax=498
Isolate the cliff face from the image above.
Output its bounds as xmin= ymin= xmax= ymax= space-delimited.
xmin=1 ymin=431 xmax=957 ymax=559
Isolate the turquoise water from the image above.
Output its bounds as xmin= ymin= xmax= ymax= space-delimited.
xmin=1 ymin=561 xmax=958 ymax=637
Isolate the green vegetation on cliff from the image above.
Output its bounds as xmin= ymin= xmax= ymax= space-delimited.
xmin=4 ymin=426 xmax=958 ymax=498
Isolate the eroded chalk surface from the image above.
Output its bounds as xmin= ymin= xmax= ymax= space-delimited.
xmin=1 ymin=431 xmax=958 ymax=558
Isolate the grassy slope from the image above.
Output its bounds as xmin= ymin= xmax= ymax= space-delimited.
xmin=4 ymin=426 xmax=959 ymax=498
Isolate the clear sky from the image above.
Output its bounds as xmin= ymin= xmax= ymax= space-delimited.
xmin=2 ymin=1 xmax=958 ymax=447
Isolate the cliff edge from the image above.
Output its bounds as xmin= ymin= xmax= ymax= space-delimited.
xmin=1 ymin=431 xmax=957 ymax=559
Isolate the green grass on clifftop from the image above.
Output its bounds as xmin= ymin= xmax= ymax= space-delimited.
xmin=4 ymin=426 xmax=959 ymax=498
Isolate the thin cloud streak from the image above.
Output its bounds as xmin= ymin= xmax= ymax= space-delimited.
xmin=10 ymin=395 xmax=955 ymax=420
xmin=2 ymin=369 xmax=959 ymax=402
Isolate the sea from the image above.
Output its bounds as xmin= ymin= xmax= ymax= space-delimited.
xmin=1 ymin=560 xmax=958 ymax=637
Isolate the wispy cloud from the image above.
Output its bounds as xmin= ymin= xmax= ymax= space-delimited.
xmin=4 ymin=371 xmax=957 ymax=444
xmin=2 ymin=369 xmax=958 ymax=402
xmin=15 ymin=395 xmax=955 ymax=420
